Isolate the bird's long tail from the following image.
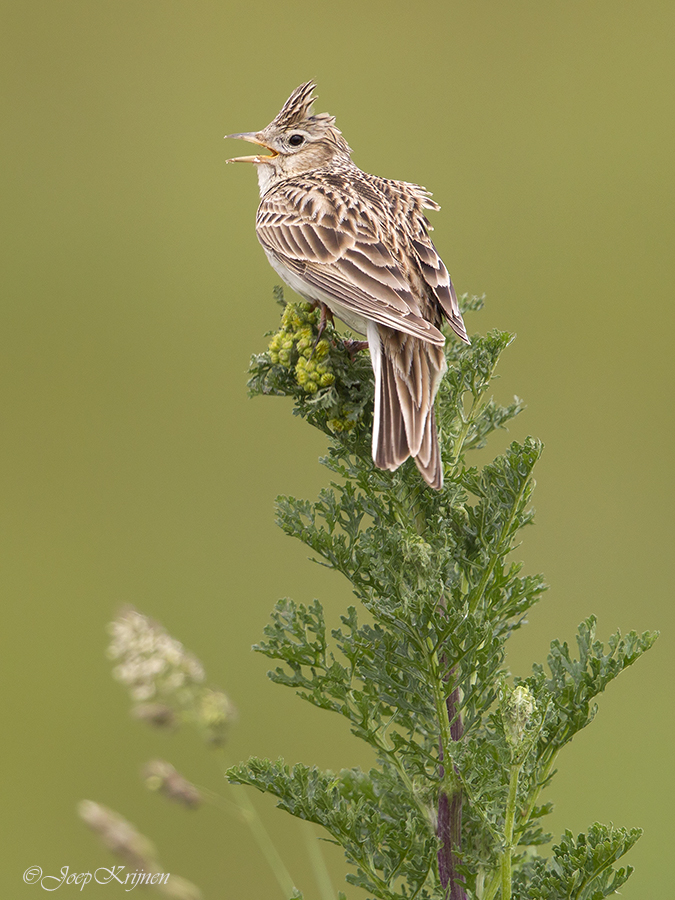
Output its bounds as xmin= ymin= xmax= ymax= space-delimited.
xmin=368 ymin=323 xmax=447 ymax=490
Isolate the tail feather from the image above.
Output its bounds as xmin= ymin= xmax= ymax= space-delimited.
xmin=413 ymin=407 xmax=443 ymax=490
xmin=369 ymin=324 xmax=446 ymax=489
xmin=375 ymin=348 xmax=409 ymax=470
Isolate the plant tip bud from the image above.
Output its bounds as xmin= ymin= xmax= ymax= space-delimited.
xmin=501 ymin=684 xmax=536 ymax=748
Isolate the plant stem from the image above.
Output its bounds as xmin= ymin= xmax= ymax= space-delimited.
xmin=427 ymin=646 xmax=455 ymax=795
xmin=467 ymin=472 xmax=530 ymax=617
xmin=499 ymin=764 xmax=520 ymax=900
xmin=448 ymin=359 xmax=501 ymax=473
xmin=451 ymin=391 xmax=483 ymax=464
xmin=370 ymin=727 xmax=432 ymax=822
xmin=482 ymin=870 xmax=500 ymax=900
xmin=482 ymin=748 xmax=555 ymax=900
xmin=231 ymin=783 xmax=297 ymax=899
xmin=512 ymin=750 xmax=558 ymax=844
xmin=302 ymin=820 xmax=335 ymax=900
xmin=475 ymin=867 xmax=485 ymax=899
xmin=437 ymin=682 xmax=466 ymax=900
xmin=217 ymin=752 xmax=297 ymax=899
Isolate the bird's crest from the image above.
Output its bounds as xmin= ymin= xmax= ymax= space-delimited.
xmin=273 ymin=81 xmax=324 ymax=129
xmin=270 ymin=82 xmax=351 ymax=154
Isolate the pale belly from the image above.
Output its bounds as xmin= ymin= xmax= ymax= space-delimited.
xmin=263 ymin=249 xmax=370 ymax=336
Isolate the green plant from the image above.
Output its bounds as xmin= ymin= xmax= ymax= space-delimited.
xmin=229 ymin=291 xmax=656 ymax=900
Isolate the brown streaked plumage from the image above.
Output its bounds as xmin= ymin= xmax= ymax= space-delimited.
xmin=225 ymin=82 xmax=469 ymax=489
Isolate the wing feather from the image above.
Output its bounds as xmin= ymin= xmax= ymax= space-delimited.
xmin=410 ymin=237 xmax=469 ymax=343
xmin=343 ymin=247 xmax=408 ymax=291
xmin=256 ymin=185 xmax=446 ymax=345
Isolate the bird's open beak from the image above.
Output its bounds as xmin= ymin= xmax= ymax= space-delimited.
xmin=224 ymin=132 xmax=278 ymax=164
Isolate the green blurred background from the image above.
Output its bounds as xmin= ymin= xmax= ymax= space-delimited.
xmin=1 ymin=1 xmax=672 ymax=896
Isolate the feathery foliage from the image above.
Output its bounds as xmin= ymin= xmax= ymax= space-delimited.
xmin=235 ymin=292 xmax=656 ymax=900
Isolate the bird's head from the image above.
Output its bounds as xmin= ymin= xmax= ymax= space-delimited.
xmin=225 ymin=82 xmax=352 ymax=188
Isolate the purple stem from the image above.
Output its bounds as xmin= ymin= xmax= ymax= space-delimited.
xmin=437 ymin=683 xmax=466 ymax=900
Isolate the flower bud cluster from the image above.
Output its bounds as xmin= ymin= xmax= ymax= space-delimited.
xmin=268 ymin=302 xmax=336 ymax=394
xmin=326 ymin=416 xmax=351 ymax=433
xmin=107 ymin=608 xmax=235 ymax=746
xmin=108 ymin=608 xmax=205 ymax=703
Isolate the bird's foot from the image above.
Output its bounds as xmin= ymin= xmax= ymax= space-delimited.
xmin=343 ymin=339 xmax=369 ymax=360
xmin=315 ymin=302 xmax=334 ymax=341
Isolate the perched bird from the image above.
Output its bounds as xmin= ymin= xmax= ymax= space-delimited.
xmin=226 ymin=82 xmax=469 ymax=489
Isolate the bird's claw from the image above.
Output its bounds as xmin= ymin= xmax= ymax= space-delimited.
xmin=315 ymin=302 xmax=334 ymax=341
xmin=343 ymin=339 xmax=369 ymax=360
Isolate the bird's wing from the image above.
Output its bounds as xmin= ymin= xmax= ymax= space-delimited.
xmin=365 ymin=173 xmax=469 ymax=344
xmin=410 ymin=234 xmax=469 ymax=344
xmin=255 ymin=183 xmax=446 ymax=345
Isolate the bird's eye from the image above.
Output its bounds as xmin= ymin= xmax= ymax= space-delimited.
xmin=288 ymin=134 xmax=305 ymax=147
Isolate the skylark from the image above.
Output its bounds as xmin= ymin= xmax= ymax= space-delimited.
xmin=226 ymin=82 xmax=469 ymax=489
